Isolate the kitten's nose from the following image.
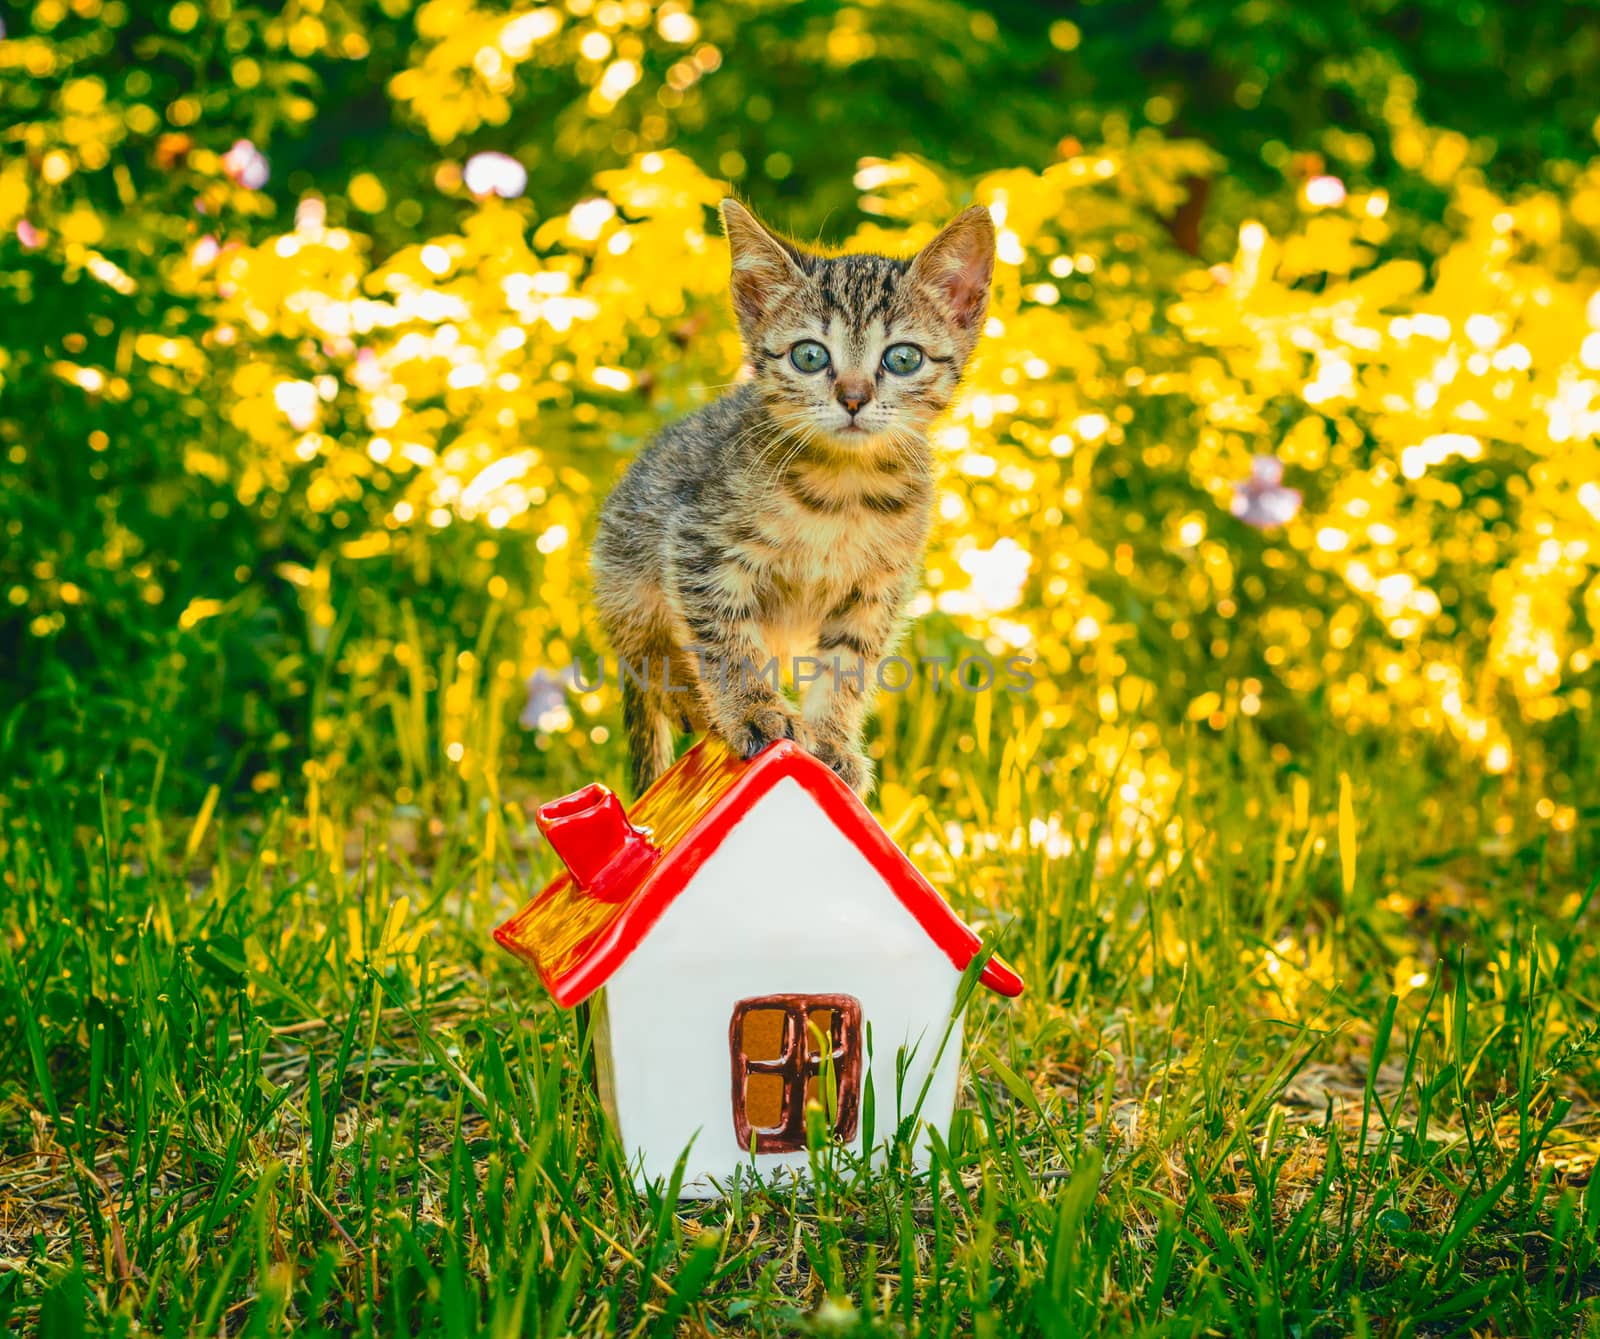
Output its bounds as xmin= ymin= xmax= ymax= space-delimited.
xmin=835 ymin=377 xmax=873 ymax=414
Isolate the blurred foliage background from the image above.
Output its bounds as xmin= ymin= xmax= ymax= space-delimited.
xmin=3 ymin=0 xmax=1599 ymax=841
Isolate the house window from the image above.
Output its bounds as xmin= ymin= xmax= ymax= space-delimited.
xmin=729 ymin=994 xmax=862 ymax=1154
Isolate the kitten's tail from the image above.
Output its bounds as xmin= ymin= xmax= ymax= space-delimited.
xmin=622 ymin=673 xmax=675 ymax=798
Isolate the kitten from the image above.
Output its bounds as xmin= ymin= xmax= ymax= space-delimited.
xmin=592 ymin=198 xmax=995 ymax=797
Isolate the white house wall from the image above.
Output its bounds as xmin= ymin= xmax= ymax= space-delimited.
xmin=602 ymin=777 xmax=968 ymax=1196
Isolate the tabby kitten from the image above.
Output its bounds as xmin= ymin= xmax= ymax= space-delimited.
xmin=592 ymin=199 xmax=995 ymax=797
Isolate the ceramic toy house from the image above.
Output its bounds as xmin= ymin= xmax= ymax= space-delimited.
xmin=495 ymin=735 xmax=1024 ymax=1198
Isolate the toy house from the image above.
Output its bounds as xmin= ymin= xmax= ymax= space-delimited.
xmin=495 ymin=735 xmax=1024 ymax=1198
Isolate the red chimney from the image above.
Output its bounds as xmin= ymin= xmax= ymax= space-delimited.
xmin=536 ymin=783 xmax=658 ymax=900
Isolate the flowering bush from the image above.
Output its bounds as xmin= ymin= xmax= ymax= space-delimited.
xmin=1 ymin=0 xmax=1595 ymax=828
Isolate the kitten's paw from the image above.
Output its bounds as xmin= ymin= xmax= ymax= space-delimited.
xmin=728 ymin=701 xmax=809 ymax=760
xmin=813 ymin=741 xmax=874 ymax=797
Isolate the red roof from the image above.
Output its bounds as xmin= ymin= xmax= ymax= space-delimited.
xmin=495 ymin=735 xmax=1025 ymax=1007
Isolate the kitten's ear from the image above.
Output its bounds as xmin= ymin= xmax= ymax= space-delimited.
xmin=721 ymin=199 xmax=806 ymax=332
xmin=908 ymin=205 xmax=995 ymax=332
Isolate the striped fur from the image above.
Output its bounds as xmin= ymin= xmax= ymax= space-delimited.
xmin=592 ymin=200 xmax=995 ymax=796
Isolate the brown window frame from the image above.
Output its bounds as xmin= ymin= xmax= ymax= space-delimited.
xmin=729 ymin=993 xmax=862 ymax=1154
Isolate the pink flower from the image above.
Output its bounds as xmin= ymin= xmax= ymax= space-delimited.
xmin=191 ymin=233 xmax=220 ymax=267
xmin=16 ymin=220 xmax=42 ymax=249
xmin=221 ymin=139 xmax=269 ymax=190
xmin=352 ymin=347 xmax=383 ymax=390
xmin=1231 ymin=455 xmax=1301 ymax=529
xmin=295 ymin=195 xmax=326 ymax=233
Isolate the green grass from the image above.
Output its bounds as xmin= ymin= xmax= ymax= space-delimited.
xmin=2 ymin=672 xmax=1598 ymax=1337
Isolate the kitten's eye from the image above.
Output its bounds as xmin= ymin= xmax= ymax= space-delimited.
xmin=882 ymin=343 xmax=924 ymax=375
xmin=790 ymin=340 xmax=830 ymax=373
